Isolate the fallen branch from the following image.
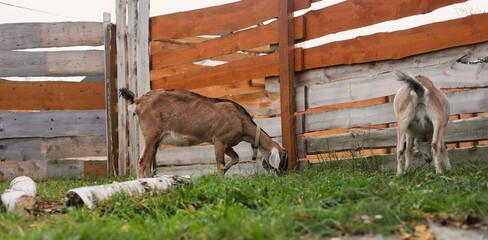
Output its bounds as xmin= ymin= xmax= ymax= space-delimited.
xmin=1 ymin=176 xmax=37 ymax=216
xmin=65 ymin=175 xmax=190 ymax=209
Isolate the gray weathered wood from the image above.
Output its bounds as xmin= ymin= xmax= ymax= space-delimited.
xmin=0 ymin=22 xmax=103 ymax=51
xmin=307 ymin=61 xmax=488 ymax=108
xmin=305 ymin=88 xmax=488 ymax=132
xmin=116 ymin=0 xmax=129 ymax=175
xmin=0 ymin=136 xmax=106 ymax=161
xmin=306 ymin=116 xmax=488 ymax=153
xmin=155 ymin=163 xmax=267 ymax=178
xmin=127 ymin=0 xmax=141 ymax=174
xmin=136 ymin=0 xmax=151 ymax=97
xmin=0 ymin=50 xmax=104 ymax=77
xmin=307 ymin=146 xmax=488 ymax=171
xmin=0 ymin=160 xmax=48 ymax=179
xmin=0 ymin=110 xmax=106 ymax=139
xmin=297 ymin=41 xmax=488 ymax=86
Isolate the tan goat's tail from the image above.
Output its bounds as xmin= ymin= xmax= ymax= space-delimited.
xmin=393 ymin=71 xmax=425 ymax=97
xmin=119 ymin=88 xmax=136 ymax=104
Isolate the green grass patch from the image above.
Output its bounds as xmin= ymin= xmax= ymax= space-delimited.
xmin=1 ymin=161 xmax=487 ymax=239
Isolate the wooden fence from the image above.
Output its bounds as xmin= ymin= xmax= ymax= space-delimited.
xmin=114 ymin=0 xmax=487 ymax=177
xmin=0 ymin=21 xmax=108 ymax=179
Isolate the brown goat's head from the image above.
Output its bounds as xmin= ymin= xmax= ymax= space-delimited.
xmin=263 ymin=147 xmax=288 ymax=175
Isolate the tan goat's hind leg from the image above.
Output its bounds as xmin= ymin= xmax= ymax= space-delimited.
xmin=431 ymin=123 xmax=445 ymax=174
xmin=396 ymin=126 xmax=407 ymax=176
xmin=223 ymin=147 xmax=239 ymax=173
xmin=213 ymin=142 xmax=226 ymax=174
xmin=137 ymin=136 xmax=159 ymax=178
xmin=404 ymin=135 xmax=414 ymax=172
xmin=441 ymin=142 xmax=451 ymax=171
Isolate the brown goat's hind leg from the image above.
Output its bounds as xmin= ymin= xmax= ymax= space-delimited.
xmin=214 ymin=142 xmax=226 ymax=174
xmin=137 ymin=135 xmax=159 ymax=178
xmin=223 ymin=147 xmax=239 ymax=173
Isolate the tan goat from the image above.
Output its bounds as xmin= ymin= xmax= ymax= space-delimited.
xmin=393 ymin=71 xmax=451 ymax=175
xmin=119 ymin=88 xmax=289 ymax=178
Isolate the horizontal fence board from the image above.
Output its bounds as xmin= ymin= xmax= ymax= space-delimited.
xmin=297 ymin=41 xmax=488 ymax=86
xmin=308 ymin=146 xmax=488 ymax=171
xmin=306 ymin=116 xmax=488 ymax=153
xmin=151 ymin=53 xmax=279 ymax=89
xmin=305 ymin=88 xmax=488 ymax=132
xmin=155 ymin=163 xmax=266 ymax=178
xmin=301 ymin=0 xmax=466 ymax=43
xmin=0 ymin=50 xmax=104 ymax=77
xmin=0 ymin=136 xmax=106 ymax=161
xmin=0 ymin=110 xmax=106 ymax=139
xmin=307 ymin=60 xmax=488 ymax=108
xmin=150 ymin=0 xmax=311 ymax=40
xmin=0 ymin=80 xmax=105 ymax=110
xmin=301 ymin=13 xmax=488 ymax=71
xmin=0 ymin=158 xmax=106 ymax=179
xmin=0 ymin=22 xmax=103 ymax=51
xmin=151 ymin=17 xmax=303 ymax=69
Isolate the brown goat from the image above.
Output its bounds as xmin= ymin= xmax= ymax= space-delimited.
xmin=119 ymin=88 xmax=288 ymax=178
xmin=393 ymin=71 xmax=451 ymax=175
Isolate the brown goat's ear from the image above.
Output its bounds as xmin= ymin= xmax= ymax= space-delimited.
xmin=269 ymin=148 xmax=280 ymax=170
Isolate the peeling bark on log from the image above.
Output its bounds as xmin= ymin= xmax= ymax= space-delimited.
xmin=65 ymin=175 xmax=190 ymax=209
xmin=1 ymin=176 xmax=37 ymax=216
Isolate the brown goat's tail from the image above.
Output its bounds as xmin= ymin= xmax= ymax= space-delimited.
xmin=119 ymin=88 xmax=135 ymax=104
xmin=393 ymin=71 xmax=425 ymax=97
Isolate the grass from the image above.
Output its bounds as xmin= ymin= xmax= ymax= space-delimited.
xmin=0 ymin=160 xmax=487 ymax=239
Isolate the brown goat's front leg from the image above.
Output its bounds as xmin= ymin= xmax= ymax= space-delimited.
xmin=213 ymin=142 xmax=226 ymax=174
xmin=137 ymin=135 xmax=159 ymax=178
xmin=223 ymin=147 xmax=239 ymax=173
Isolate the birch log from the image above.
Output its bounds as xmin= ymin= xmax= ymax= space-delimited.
xmin=1 ymin=176 xmax=37 ymax=215
xmin=66 ymin=175 xmax=190 ymax=209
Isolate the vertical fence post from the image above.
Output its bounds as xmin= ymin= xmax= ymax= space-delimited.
xmin=279 ymin=0 xmax=297 ymax=171
xmin=103 ymin=13 xmax=119 ymax=176
xmin=116 ymin=0 xmax=129 ymax=175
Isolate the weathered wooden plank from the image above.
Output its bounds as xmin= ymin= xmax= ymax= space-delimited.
xmin=306 ymin=116 xmax=488 ymax=153
xmin=136 ymin=0 xmax=151 ymax=96
xmin=0 ymin=50 xmax=104 ymax=77
xmin=0 ymin=79 xmax=105 ymax=110
xmin=127 ymin=0 xmax=141 ymax=174
xmin=305 ymin=88 xmax=488 ymax=132
xmin=151 ymin=53 xmax=279 ymax=90
xmin=151 ymin=17 xmax=303 ymax=69
xmin=151 ymin=22 xmax=278 ymax=69
xmin=0 ymin=110 xmax=106 ymax=139
xmin=0 ymin=160 xmax=47 ymax=179
xmin=308 ymin=64 xmax=488 ymax=109
xmin=41 ymin=135 xmax=106 ymax=159
xmin=297 ymin=41 xmax=488 ymax=86
xmin=302 ymin=13 xmax=488 ymax=71
xmin=0 ymin=135 xmax=106 ymax=161
xmin=306 ymin=146 xmax=488 ymax=171
xmin=301 ymin=0 xmax=466 ymax=43
xmin=150 ymin=0 xmax=311 ymax=40
xmin=0 ymin=22 xmax=103 ymax=51
xmin=116 ymin=0 xmax=129 ymax=176
xmin=155 ymin=163 xmax=267 ymax=178
xmin=104 ymin=15 xmax=119 ymax=176
xmin=156 ymin=142 xmax=262 ymax=166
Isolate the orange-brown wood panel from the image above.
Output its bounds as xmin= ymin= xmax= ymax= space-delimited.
xmin=150 ymin=0 xmax=311 ymax=40
xmin=301 ymin=13 xmax=488 ymax=71
xmin=151 ymin=16 xmax=304 ymax=69
xmin=0 ymin=79 xmax=105 ymax=110
xmin=301 ymin=0 xmax=467 ymax=42
xmin=151 ymin=22 xmax=279 ymax=69
xmin=151 ymin=53 xmax=279 ymax=90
